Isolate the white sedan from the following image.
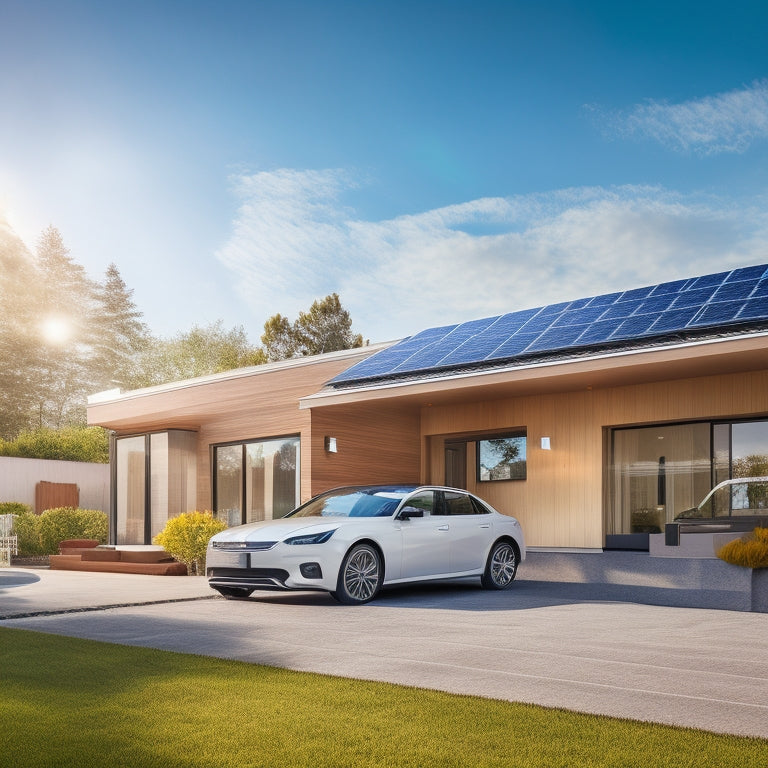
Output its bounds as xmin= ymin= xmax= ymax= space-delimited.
xmin=206 ymin=485 xmax=525 ymax=604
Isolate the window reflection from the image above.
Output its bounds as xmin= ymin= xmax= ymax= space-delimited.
xmin=609 ymin=424 xmax=710 ymax=535
xmin=215 ymin=436 xmax=300 ymax=525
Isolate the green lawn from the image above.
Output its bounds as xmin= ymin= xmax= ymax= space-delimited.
xmin=1 ymin=627 xmax=765 ymax=768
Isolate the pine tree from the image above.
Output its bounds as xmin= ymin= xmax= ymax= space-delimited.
xmin=91 ymin=263 xmax=150 ymax=390
xmin=0 ymin=217 xmax=41 ymax=438
xmin=261 ymin=294 xmax=364 ymax=362
xmin=34 ymin=226 xmax=97 ymax=428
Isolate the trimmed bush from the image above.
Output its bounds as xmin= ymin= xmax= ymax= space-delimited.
xmin=716 ymin=527 xmax=768 ymax=569
xmin=153 ymin=511 xmax=227 ymax=575
xmin=37 ymin=507 xmax=108 ymax=555
xmin=11 ymin=510 xmax=45 ymax=556
xmin=0 ymin=502 xmax=32 ymax=516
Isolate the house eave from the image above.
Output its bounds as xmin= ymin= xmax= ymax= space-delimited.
xmin=299 ymin=332 xmax=768 ymax=410
xmin=87 ymin=341 xmax=394 ymax=407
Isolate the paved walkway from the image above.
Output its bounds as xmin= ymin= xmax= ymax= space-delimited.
xmin=2 ymin=567 xmax=767 ymax=740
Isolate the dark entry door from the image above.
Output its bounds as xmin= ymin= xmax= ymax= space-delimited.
xmin=445 ymin=442 xmax=467 ymax=489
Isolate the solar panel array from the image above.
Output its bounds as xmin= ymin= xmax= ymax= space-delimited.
xmin=331 ymin=264 xmax=768 ymax=387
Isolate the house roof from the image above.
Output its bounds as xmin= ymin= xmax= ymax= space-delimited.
xmin=328 ymin=264 xmax=768 ymax=390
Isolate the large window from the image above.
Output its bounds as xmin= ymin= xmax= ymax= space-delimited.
xmin=609 ymin=423 xmax=711 ymax=536
xmin=115 ymin=435 xmax=146 ymax=545
xmin=608 ymin=418 xmax=768 ymax=538
xmin=214 ymin=436 xmax=300 ymax=526
xmin=114 ymin=430 xmax=197 ymax=545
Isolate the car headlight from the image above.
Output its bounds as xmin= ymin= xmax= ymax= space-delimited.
xmin=284 ymin=529 xmax=336 ymax=545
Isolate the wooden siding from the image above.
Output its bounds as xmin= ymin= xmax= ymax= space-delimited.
xmin=89 ymin=338 xmax=768 ymax=548
xmin=309 ymin=404 xmax=421 ymax=494
xmin=90 ymin=351 xmax=378 ymax=511
xmin=420 ymin=368 xmax=768 ymax=549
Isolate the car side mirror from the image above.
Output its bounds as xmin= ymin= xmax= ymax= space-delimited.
xmin=398 ymin=506 xmax=424 ymax=520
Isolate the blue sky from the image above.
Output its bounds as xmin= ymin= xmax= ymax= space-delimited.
xmin=1 ymin=0 xmax=767 ymax=343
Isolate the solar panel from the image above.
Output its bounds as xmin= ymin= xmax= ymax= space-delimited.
xmin=331 ymin=265 xmax=768 ymax=386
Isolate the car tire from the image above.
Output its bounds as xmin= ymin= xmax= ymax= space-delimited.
xmin=214 ymin=586 xmax=254 ymax=599
xmin=333 ymin=543 xmax=383 ymax=604
xmin=481 ymin=540 xmax=518 ymax=590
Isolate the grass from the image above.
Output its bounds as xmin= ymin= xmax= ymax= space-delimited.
xmin=1 ymin=627 xmax=766 ymax=768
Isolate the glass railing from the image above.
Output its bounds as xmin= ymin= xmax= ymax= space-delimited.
xmin=675 ymin=476 xmax=768 ymax=520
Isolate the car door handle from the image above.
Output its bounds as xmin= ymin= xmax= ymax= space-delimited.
xmin=437 ymin=525 xmax=449 ymax=531
xmin=479 ymin=524 xmax=491 ymax=529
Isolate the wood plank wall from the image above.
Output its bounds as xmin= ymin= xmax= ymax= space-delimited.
xmin=309 ymin=404 xmax=421 ymax=494
xmin=35 ymin=481 xmax=79 ymax=513
xmin=420 ymin=368 xmax=768 ymax=548
xmin=194 ymin=362 xmax=350 ymax=509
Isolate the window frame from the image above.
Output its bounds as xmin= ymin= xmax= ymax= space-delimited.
xmin=212 ymin=434 xmax=301 ymax=526
xmin=476 ymin=431 xmax=527 ymax=483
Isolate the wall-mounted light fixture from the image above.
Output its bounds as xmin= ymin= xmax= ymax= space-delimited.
xmin=540 ymin=437 xmax=551 ymax=450
xmin=324 ymin=436 xmax=338 ymax=453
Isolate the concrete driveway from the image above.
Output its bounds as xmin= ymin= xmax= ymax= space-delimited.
xmin=2 ymin=568 xmax=767 ymax=740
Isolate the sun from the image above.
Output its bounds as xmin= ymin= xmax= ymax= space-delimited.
xmin=41 ymin=316 xmax=73 ymax=345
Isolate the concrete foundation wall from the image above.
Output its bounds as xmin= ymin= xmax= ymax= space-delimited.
xmin=518 ymin=550 xmax=766 ymax=612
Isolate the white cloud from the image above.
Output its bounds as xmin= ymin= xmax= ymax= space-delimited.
xmin=595 ymin=80 xmax=768 ymax=155
xmin=216 ymin=170 xmax=768 ymax=342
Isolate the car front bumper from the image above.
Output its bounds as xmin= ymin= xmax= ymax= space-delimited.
xmin=206 ymin=543 xmax=342 ymax=593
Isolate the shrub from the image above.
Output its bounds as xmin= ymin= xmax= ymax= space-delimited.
xmin=0 ymin=426 xmax=109 ymax=463
xmin=12 ymin=510 xmax=46 ymax=556
xmin=153 ymin=511 xmax=227 ymax=575
xmin=716 ymin=527 xmax=768 ymax=569
xmin=0 ymin=502 xmax=32 ymax=516
xmin=37 ymin=507 xmax=109 ymax=555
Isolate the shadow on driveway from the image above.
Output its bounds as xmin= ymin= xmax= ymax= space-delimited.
xmin=0 ymin=570 xmax=42 ymax=588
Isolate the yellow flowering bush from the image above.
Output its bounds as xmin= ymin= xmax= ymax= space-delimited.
xmin=153 ymin=511 xmax=227 ymax=575
xmin=716 ymin=527 xmax=768 ymax=569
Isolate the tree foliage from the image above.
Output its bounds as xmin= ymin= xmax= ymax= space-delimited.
xmin=128 ymin=321 xmax=267 ymax=389
xmin=91 ymin=263 xmax=151 ymax=389
xmin=0 ymin=426 xmax=110 ymax=463
xmin=0 ymin=216 xmax=366 ymax=443
xmin=0 ymin=218 xmax=43 ymax=438
xmin=0 ymin=221 xmax=149 ymax=437
xmin=33 ymin=226 xmax=97 ymax=429
xmin=261 ymin=293 xmax=364 ymax=361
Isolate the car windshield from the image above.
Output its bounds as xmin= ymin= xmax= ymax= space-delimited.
xmin=288 ymin=486 xmax=419 ymax=518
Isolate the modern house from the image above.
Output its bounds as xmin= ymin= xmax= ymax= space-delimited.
xmin=87 ymin=264 xmax=768 ymax=556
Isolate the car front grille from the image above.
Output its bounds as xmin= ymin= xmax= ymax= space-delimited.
xmin=211 ymin=541 xmax=278 ymax=551
xmin=208 ymin=567 xmax=290 ymax=589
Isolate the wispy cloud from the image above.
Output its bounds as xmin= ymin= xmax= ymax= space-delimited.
xmin=593 ymin=80 xmax=768 ymax=155
xmin=216 ymin=170 xmax=768 ymax=342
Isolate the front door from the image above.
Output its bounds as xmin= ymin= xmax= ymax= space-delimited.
xmin=445 ymin=442 xmax=467 ymax=489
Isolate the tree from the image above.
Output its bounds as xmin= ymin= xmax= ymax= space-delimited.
xmin=33 ymin=226 xmax=97 ymax=429
xmin=0 ymin=221 xmax=156 ymax=435
xmin=91 ymin=263 xmax=151 ymax=390
xmin=261 ymin=313 xmax=300 ymax=361
xmin=0 ymin=218 xmax=41 ymax=438
xmin=128 ymin=321 xmax=266 ymax=389
xmin=261 ymin=293 xmax=364 ymax=362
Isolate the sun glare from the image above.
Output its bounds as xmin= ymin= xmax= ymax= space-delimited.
xmin=41 ymin=316 xmax=73 ymax=345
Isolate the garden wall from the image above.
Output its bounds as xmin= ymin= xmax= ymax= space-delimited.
xmin=0 ymin=457 xmax=109 ymax=513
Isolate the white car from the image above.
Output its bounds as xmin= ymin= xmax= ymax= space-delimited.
xmin=206 ymin=484 xmax=525 ymax=604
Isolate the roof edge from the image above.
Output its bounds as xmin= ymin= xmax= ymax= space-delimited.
xmin=87 ymin=341 xmax=395 ymax=407
xmin=299 ymin=330 xmax=768 ymax=408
